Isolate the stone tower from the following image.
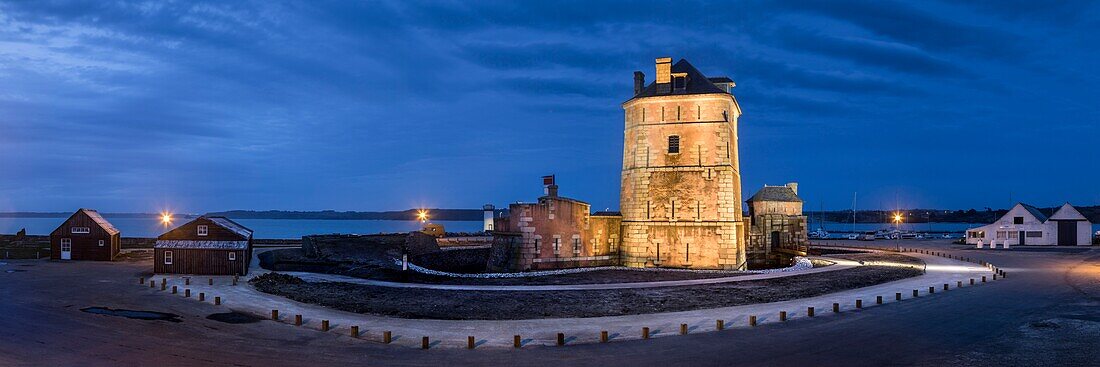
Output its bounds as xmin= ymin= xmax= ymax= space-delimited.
xmin=619 ymin=57 xmax=746 ymax=270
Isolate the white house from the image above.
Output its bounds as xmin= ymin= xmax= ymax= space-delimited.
xmin=966 ymin=203 xmax=1093 ymax=247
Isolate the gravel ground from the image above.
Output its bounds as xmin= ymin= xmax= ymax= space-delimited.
xmin=251 ymin=253 xmax=923 ymax=320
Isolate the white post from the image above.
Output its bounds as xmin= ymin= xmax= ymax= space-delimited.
xmin=976 ymin=239 xmax=983 ymax=249
xmin=402 ymin=253 xmax=408 ymax=271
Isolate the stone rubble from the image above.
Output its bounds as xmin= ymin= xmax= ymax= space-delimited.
xmin=395 ymin=256 xmax=813 ymax=279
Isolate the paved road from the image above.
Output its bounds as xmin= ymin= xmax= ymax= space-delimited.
xmin=1 ymin=240 xmax=1097 ymax=366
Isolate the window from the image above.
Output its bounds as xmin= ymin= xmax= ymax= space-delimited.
xmin=229 ymin=252 xmax=237 ymax=261
xmin=553 ymin=237 xmax=561 ymax=255
xmin=1026 ymin=231 xmax=1043 ymax=238
xmin=672 ymin=75 xmax=687 ymax=90
xmin=71 ymin=227 xmax=90 ymax=234
xmin=98 ymin=240 xmax=104 ymax=247
xmin=996 ymin=231 xmax=1006 ymax=239
xmin=573 ymin=237 xmax=581 ymax=255
xmin=164 ymin=251 xmax=173 ymax=265
xmin=1013 ymin=217 xmax=1024 ymax=224
xmin=1008 ymin=231 xmax=1018 ymax=239
xmin=534 ymin=237 xmax=542 ymax=256
xmin=197 ymin=225 xmax=208 ymax=236
xmin=668 ymin=135 xmax=680 ymax=154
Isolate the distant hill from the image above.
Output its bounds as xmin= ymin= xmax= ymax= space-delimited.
xmin=203 ymin=209 xmax=505 ymax=221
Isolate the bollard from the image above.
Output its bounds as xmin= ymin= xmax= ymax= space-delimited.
xmin=383 ymin=331 xmax=392 ymax=344
xmin=642 ymin=327 xmax=650 ymax=339
xmin=185 ymin=289 xmax=190 ymax=298
xmin=422 ymin=336 xmax=429 ymax=350
xmin=856 ymin=299 xmax=862 ymax=309
xmin=467 ymin=336 xmax=475 ymax=349
xmin=149 ymin=280 xmax=155 ymax=288
xmin=913 ymin=289 xmax=919 ymax=297
xmin=958 ymin=281 xmax=963 ymax=288
xmin=557 ymin=333 xmax=565 ymax=346
xmin=271 ymin=310 xmax=279 ymax=320
xmin=172 ymin=286 xmax=177 ymax=294
xmin=161 ymin=282 xmax=166 ymax=291
xmin=876 ymin=296 xmax=882 ymax=305
xmin=321 ymin=320 xmax=329 ymax=332
xmin=808 ymin=307 xmax=815 ymax=317
xmin=929 ymin=286 xmax=935 ymax=294
xmin=140 ymin=277 xmax=145 ymax=284
xmin=944 ymin=284 xmax=949 ymax=291
xmin=750 ymin=315 xmax=758 ymax=326
xmin=186 ymin=278 xmax=190 ymax=286
xmin=780 ymin=311 xmax=787 ymax=322
xmin=680 ymin=323 xmax=688 ymax=335
xmin=832 ymin=303 xmax=839 ymax=313
xmin=993 ymin=274 xmax=997 ymax=280
xmin=162 ymin=278 xmax=166 ymax=287
xmin=351 ymin=326 xmax=359 ymax=338
xmin=295 ymin=314 xmax=302 ymax=326
xmin=970 ymin=278 xmax=975 ymax=285
xmin=982 ymin=276 xmax=987 ymax=283
xmin=208 ymin=278 xmax=213 ymax=286
xmin=515 ymin=335 xmax=522 ymax=348
xmin=896 ymin=292 xmax=902 ymax=301
xmin=1002 ymin=272 xmax=1007 ymax=278
xmin=233 ymin=278 xmax=238 ymax=286
xmin=716 ymin=319 xmax=725 ymax=331
xmin=215 ymin=296 xmax=221 ymax=305
xmin=600 ymin=331 xmax=608 ymax=343
xmin=199 ymin=292 xmax=205 ymax=301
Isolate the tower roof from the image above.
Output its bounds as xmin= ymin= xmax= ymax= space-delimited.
xmin=746 ymin=186 xmax=802 ymax=203
xmin=628 ymin=59 xmax=730 ymax=101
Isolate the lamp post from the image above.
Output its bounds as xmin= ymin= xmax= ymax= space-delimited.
xmin=893 ymin=213 xmax=903 ymax=251
xmin=161 ymin=212 xmax=173 ymax=230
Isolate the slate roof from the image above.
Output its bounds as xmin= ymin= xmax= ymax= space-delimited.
xmin=746 ymin=186 xmax=802 ymax=203
xmin=206 ymin=216 xmax=253 ymax=239
xmin=154 ymin=240 xmax=249 ymax=250
xmin=1019 ymin=203 xmax=1049 ymax=223
xmin=81 ymin=209 xmax=120 ymax=235
xmin=629 ymin=59 xmax=730 ymax=101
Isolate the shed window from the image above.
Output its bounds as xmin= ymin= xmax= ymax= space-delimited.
xmin=668 ymin=135 xmax=680 ymax=154
xmin=228 ymin=252 xmax=237 ymax=261
xmin=98 ymin=240 xmax=104 ymax=247
xmin=71 ymin=227 xmax=90 ymax=234
xmin=197 ymin=225 xmax=208 ymax=236
xmin=164 ymin=251 xmax=173 ymax=265
xmin=1026 ymin=231 xmax=1043 ymax=238
xmin=1013 ymin=217 xmax=1024 ymax=224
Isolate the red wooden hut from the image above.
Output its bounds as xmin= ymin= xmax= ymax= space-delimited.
xmin=154 ymin=216 xmax=253 ymax=275
xmin=49 ymin=209 xmax=121 ymax=261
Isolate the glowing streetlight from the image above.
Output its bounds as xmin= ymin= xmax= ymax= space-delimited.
xmin=161 ymin=211 xmax=173 ymax=229
xmin=416 ymin=210 xmax=429 ymax=223
xmin=892 ymin=212 xmax=903 ymax=251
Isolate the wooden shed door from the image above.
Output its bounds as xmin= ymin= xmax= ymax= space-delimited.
xmin=1058 ymin=221 xmax=1077 ymax=246
xmin=60 ymin=238 xmax=72 ymax=260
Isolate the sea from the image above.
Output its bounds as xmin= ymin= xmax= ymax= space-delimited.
xmin=0 ymin=216 xmax=486 ymax=239
xmin=3 ymin=216 xmax=1097 ymax=239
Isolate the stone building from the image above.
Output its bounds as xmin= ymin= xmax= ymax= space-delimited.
xmin=744 ymin=183 xmax=808 ymax=267
xmin=619 ymin=57 xmax=746 ymax=270
xmin=487 ymin=180 xmax=622 ymax=271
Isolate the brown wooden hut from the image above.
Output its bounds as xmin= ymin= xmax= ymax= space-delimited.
xmin=49 ymin=208 xmax=121 ymax=261
xmin=154 ymin=216 xmax=253 ymax=275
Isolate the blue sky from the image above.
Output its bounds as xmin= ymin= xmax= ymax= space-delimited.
xmin=1 ymin=0 xmax=1098 ymax=214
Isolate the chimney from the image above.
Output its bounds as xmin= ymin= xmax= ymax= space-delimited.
xmin=546 ymin=184 xmax=559 ymax=197
xmin=786 ymin=182 xmax=798 ymax=195
xmin=655 ymin=57 xmax=672 ymax=84
xmin=633 ymin=71 xmax=645 ymax=95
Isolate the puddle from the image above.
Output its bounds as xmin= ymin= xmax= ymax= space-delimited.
xmin=81 ymin=307 xmax=181 ymax=322
xmin=5 ymin=269 xmax=27 ymax=273
xmin=206 ymin=312 xmax=262 ymax=324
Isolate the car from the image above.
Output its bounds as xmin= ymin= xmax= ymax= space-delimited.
xmin=858 ymin=232 xmax=876 ymax=241
xmin=847 ymin=234 xmax=859 ymax=240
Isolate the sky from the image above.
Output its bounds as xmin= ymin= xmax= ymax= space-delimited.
xmin=1 ymin=0 xmax=1098 ymax=214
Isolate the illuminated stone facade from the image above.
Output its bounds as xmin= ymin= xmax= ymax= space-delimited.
xmin=744 ymin=183 xmax=808 ymax=268
xmin=619 ymin=57 xmax=746 ymax=270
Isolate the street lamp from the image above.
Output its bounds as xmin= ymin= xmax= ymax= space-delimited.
xmin=161 ymin=211 xmax=173 ymax=230
xmin=893 ymin=212 xmax=903 ymax=251
xmin=417 ymin=210 xmax=429 ymax=223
